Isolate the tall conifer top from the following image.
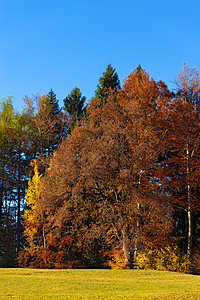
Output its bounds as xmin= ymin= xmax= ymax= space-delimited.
xmin=95 ymin=63 xmax=120 ymax=106
xmin=45 ymin=89 xmax=60 ymax=118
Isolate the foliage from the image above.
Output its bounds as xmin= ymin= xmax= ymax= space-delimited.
xmin=63 ymin=87 xmax=86 ymax=132
xmin=34 ymin=70 xmax=173 ymax=269
xmin=157 ymin=66 xmax=200 ymax=257
xmin=134 ymin=245 xmax=189 ymax=273
xmin=94 ymin=63 xmax=120 ymax=106
xmin=22 ymin=160 xmax=42 ymax=249
xmin=105 ymin=248 xmax=126 ymax=269
xmin=0 ymin=97 xmax=32 ymax=265
xmin=1 ymin=64 xmax=200 ymax=270
xmin=44 ymin=88 xmax=61 ymax=118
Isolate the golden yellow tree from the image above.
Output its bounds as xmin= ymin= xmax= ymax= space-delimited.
xmin=23 ymin=160 xmax=42 ymax=250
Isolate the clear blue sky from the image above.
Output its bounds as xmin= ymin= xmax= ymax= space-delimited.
xmin=0 ymin=0 xmax=199 ymax=110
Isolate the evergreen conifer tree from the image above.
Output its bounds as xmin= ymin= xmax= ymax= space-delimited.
xmin=45 ymin=89 xmax=61 ymax=118
xmin=35 ymin=90 xmax=62 ymax=154
xmin=94 ymin=63 xmax=120 ymax=106
xmin=63 ymin=87 xmax=86 ymax=132
xmin=134 ymin=64 xmax=144 ymax=74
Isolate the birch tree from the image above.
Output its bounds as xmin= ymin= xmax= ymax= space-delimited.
xmin=161 ymin=65 xmax=200 ymax=257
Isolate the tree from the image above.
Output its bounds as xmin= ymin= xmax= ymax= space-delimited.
xmin=94 ymin=63 xmax=121 ymax=106
xmin=44 ymin=89 xmax=61 ymax=118
xmin=116 ymin=69 xmax=173 ymax=264
xmin=23 ymin=91 xmax=66 ymax=158
xmin=0 ymin=98 xmax=33 ymax=264
xmin=134 ymin=64 xmax=144 ymax=75
xmin=160 ymin=65 xmax=200 ymax=258
xmin=32 ymin=71 xmax=172 ymax=269
xmin=63 ymin=87 xmax=86 ymax=132
xmin=175 ymin=64 xmax=200 ymax=110
xmin=0 ymin=97 xmax=16 ymax=266
xmin=38 ymin=90 xmax=62 ymax=155
xmin=18 ymin=160 xmax=49 ymax=268
xmin=22 ymin=160 xmax=42 ymax=250
xmin=11 ymin=111 xmax=31 ymax=255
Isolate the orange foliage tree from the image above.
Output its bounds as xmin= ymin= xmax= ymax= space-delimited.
xmin=158 ymin=65 xmax=200 ymax=257
xmin=30 ymin=69 xmax=173 ymax=269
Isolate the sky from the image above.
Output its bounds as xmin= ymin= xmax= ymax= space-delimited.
xmin=0 ymin=0 xmax=199 ymax=110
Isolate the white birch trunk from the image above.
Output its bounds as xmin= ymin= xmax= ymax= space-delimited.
xmin=186 ymin=144 xmax=192 ymax=257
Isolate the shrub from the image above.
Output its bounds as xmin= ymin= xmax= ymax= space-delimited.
xmin=106 ymin=249 xmax=126 ymax=269
xmin=134 ymin=245 xmax=189 ymax=273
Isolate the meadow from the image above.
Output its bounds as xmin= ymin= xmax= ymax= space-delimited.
xmin=0 ymin=268 xmax=200 ymax=299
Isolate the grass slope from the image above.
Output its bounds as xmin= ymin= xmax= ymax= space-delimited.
xmin=0 ymin=268 xmax=199 ymax=299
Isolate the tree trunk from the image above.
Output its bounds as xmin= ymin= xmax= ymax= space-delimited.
xmin=122 ymin=225 xmax=132 ymax=269
xmin=43 ymin=225 xmax=46 ymax=248
xmin=187 ymin=206 xmax=192 ymax=257
xmin=0 ymin=165 xmax=5 ymax=229
xmin=134 ymin=202 xmax=140 ymax=259
xmin=134 ymin=170 xmax=142 ymax=258
xmin=186 ymin=143 xmax=192 ymax=257
xmin=0 ymin=182 xmax=3 ymax=229
xmin=16 ymin=149 xmax=21 ymax=255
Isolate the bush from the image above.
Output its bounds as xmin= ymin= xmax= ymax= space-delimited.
xmin=106 ymin=249 xmax=126 ymax=269
xmin=134 ymin=245 xmax=189 ymax=273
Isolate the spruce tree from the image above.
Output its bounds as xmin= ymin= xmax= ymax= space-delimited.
xmin=134 ymin=64 xmax=144 ymax=74
xmin=63 ymin=87 xmax=86 ymax=132
xmin=94 ymin=63 xmax=120 ymax=106
xmin=40 ymin=89 xmax=60 ymax=118
xmin=36 ymin=90 xmax=62 ymax=154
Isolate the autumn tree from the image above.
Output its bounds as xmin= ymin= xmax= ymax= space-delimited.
xmin=18 ymin=160 xmax=49 ymax=268
xmin=30 ymin=70 xmax=173 ymax=269
xmin=22 ymin=160 xmax=42 ymax=249
xmin=159 ymin=65 xmax=200 ymax=258
xmin=116 ymin=68 xmax=174 ymax=263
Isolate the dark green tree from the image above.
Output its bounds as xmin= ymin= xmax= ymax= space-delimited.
xmin=35 ymin=90 xmax=63 ymax=155
xmin=63 ymin=87 xmax=86 ymax=132
xmin=94 ymin=63 xmax=121 ymax=106
xmin=0 ymin=97 xmax=16 ymax=266
xmin=44 ymin=89 xmax=61 ymax=118
xmin=134 ymin=64 xmax=145 ymax=74
xmin=0 ymin=98 xmax=32 ymax=265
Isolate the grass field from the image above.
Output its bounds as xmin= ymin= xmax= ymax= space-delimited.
xmin=0 ymin=268 xmax=199 ymax=299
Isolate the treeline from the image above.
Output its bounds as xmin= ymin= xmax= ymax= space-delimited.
xmin=0 ymin=64 xmax=200 ymax=272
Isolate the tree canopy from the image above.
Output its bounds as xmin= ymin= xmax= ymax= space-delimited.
xmin=0 ymin=64 xmax=200 ymax=271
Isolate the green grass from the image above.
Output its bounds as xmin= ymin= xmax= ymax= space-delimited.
xmin=0 ymin=268 xmax=199 ymax=299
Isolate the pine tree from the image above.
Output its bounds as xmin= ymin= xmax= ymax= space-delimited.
xmin=44 ymin=89 xmax=61 ymax=118
xmin=63 ymin=87 xmax=86 ymax=132
xmin=94 ymin=63 xmax=120 ymax=106
xmin=134 ymin=64 xmax=145 ymax=75
xmin=0 ymin=98 xmax=31 ymax=264
xmin=0 ymin=97 xmax=16 ymax=266
xmin=35 ymin=90 xmax=62 ymax=155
